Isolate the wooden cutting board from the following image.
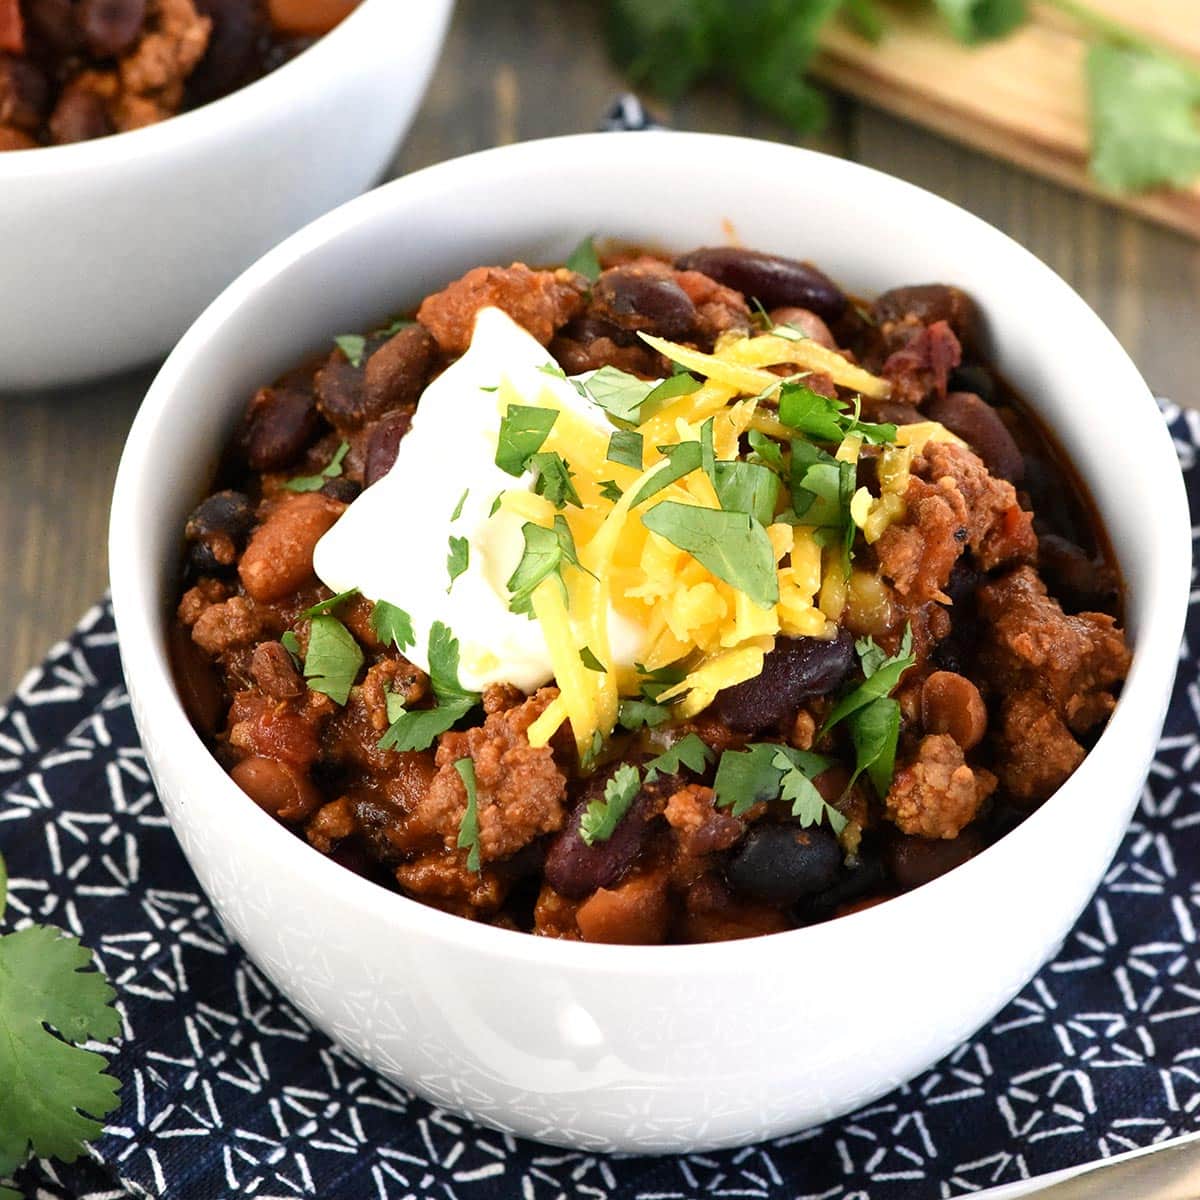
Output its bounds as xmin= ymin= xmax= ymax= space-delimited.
xmin=812 ymin=0 xmax=1200 ymax=240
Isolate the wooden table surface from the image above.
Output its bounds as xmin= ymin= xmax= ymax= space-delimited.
xmin=2 ymin=0 xmax=1197 ymax=699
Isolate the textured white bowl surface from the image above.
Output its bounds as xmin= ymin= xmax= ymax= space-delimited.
xmin=109 ymin=132 xmax=1190 ymax=1153
xmin=0 ymin=0 xmax=452 ymax=389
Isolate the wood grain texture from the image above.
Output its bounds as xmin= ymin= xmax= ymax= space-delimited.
xmin=1 ymin=0 xmax=1197 ymax=698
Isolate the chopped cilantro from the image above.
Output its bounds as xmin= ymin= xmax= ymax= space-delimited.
xmin=334 ymin=333 xmax=366 ymax=368
xmin=303 ymin=615 xmax=363 ymax=705
xmin=712 ymin=743 xmax=838 ymax=825
xmin=582 ymin=366 xmax=701 ymax=427
xmin=712 ymin=461 xmax=781 ymax=525
xmin=642 ymin=501 xmax=779 ymax=608
xmin=302 ymin=587 xmax=360 ymax=619
xmin=530 ymin=450 xmax=583 ymax=508
xmin=538 ymin=361 xmax=569 ymax=381
xmin=489 ymin=493 xmax=504 ymax=517
xmin=617 ymin=697 xmax=671 ymax=730
xmin=645 ymin=733 xmax=714 ymax=781
xmin=747 ymin=429 xmax=786 ymax=473
xmin=283 ymin=440 xmax=350 ymax=493
xmin=579 ymin=646 xmax=607 ymax=672
xmin=385 ymin=689 xmax=406 ymax=724
xmin=627 ymin=441 xmax=702 ymax=507
xmin=454 ymin=757 xmax=482 ymax=871
xmin=506 ymin=517 xmax=589 ymax=616
xmin=637 ymin=662 xmax=687 ymax=700
xmin=581 ymin=729 xmax=605 ymax=769
xmin=369 ymin=599 xmax=415 ymax=652
xmin=565 ymin=233 xmax=602 ymax=281
xmin=495 ymin=405 xmax=558 ymax=476
xmin=446 ymin=535 xmax=469 ymax=591
xmin=427 ymin=619 xmax=478 ymax=705
xmin=773 ymin=749 xmax=847 ymax=833
xmin=606 ymin=429 xmax=644 ymax=470
xmin=847 ymin=697 xmax=902 ymax=798
xmin=598 ymin=479 xmax=624 ymax=503
xmin=931 ymin=0 xmax=1026 ymax=42
xmin=579 ymin=763 xmax=642 ymax=846
xmin=280 ymin=630 xmax=302 ymax=667
xmin=821 ymin=626 xmax=916 ymax=735
xmin=450 ymin=489 xmax=469 ymax=521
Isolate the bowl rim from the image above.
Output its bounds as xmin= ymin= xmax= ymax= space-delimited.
xmin=0 ymin=0 xmax=401 ymax=177
xmin=109 ymin=129 xmax=1191 ymax=975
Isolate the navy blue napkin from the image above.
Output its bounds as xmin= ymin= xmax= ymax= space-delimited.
xmin=3 ymin=395 xmax=1197 ymax=1199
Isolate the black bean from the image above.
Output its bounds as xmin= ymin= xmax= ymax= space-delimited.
xmin=726 ymin=822 xmax=843 ymax=905
xmin=544 ymin=771 xmax=649 ymax=900
xmin=185 ymin=0 xmax=259 ymax=105
xmin=184 ymin=489 xmax=254 ymax=574
xmin=592 ymin=268 xmax=697 ymax=340
xmin=246 ymin=384 xmax=320 ymax=471
xmin=674 ymin=247 xmax=847 ymax=321
xmin=364 ymin=409 xmax=412 ymax=487
xmin=925 ymin=391 xmax=1024 ymax=482
xmin=885 ymin=829 xmax=984 ymax=891
xmin=320 ymin=477 xmax=361 ymax=503
xmin=948 ymin=363 xmax=996 ymax=404
xmin=78 ymin=0 xmax=145 ymax=56
xmin=711 ymin=629 xmax=855 ymax=734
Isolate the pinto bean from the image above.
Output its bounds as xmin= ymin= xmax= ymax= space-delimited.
xmin=238 ymin=492 xmax=343 ymax=602
xmin=768 ymin=306 xmax=836 ymax=349
xmin=79 ymin=0 xmax=146 ymax=56
xmin=674 ymin=247 xmax=847 ymax=321
xmin=251 ymin=641 xmax=304 ymax=700
xmin=266 ymin=0 xmax=357 ymax=36
xmin=184 ymin=489 xmax=255 ymax=574
xmin=364 ymin=408 xmax=412 ymax=486
xmin=0 ymin=124 xmax=35 ymax=149
xmin=872 ymin=284 xmax=978 ymax=344
xmin=711 ymin=629 xmax=855 ymax=733
xmin=575 ymin=869 xmax=670 ymax=944
xmin=362 ymin=324 xmax=437 ymax=421
xmin=544 ymin=775 xmax=650 ymax=900
xmin=925 ymin=391 xmax=1023 ymax=482
xmin=231 ymin=756 xmax=321 ymax=823
xmin=726 ymin=823 xmax=842 ymax=905
xmin=920 ymin=671 xmax=987 ymax=750
xmin=246 ymin=383 xmax=321 ymax=471
xmin=591 ymin=267 xmax=697 ymax=339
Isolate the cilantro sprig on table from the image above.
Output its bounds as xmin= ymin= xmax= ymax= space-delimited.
xmin=0 ymin=852 xmax=121 ymax=1198
xmin=604 ymin=0 xmax=1200 ymax=194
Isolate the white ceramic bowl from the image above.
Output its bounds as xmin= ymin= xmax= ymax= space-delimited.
xmin=0 ymin=0 xmax=452 ymax=391
xmin=109 ymin=132 xmax=1190 ymax=1153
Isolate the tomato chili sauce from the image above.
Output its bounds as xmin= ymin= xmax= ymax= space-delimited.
xmin=169 ymin=243 xmax=1131 ymax=945
xmin=0 ymin=0 xmax=358 ymax=150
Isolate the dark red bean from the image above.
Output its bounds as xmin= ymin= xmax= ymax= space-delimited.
xmin=78 ymin=0 xmax=145 ymax=56
xmin=674 ymin=247 xmax=847 ymax=321
xmin=544 ymin=770 xmax=650 ymax=900
xmin=591 ymin=267 xmax=697 ymax=340
xmin=184 ymin=489 xmax=255 ymax=574
xmin=0 ymin=56 xmax=49 ymax=131
xmin=711 ymin=629 xmax=855 ymax=734
xmin=168 ymin=622 xmax=224 ymax=738
xmin=361 ymin=324 xmax=438 ymax=422
xmin=246 ymin=384 xmax=320 ymax=471
xmin=872 ymin=284 xmax=978 ymax=345
xmin=885 ymin=828 xmax=985 ymax=891
xmin=861 ymin=401 xmax=927 ymax=426
xmin=1038 ymin=533 xmax=1119 ymax=614
xmin=251 ymin=641 xmax=304 ymax=700
xmin=948 ymin=363 xmax=996 ymax=404
xmin=24 ymin=0 xmax=81 ymax=55
xmin=320 ymin=477 xmax=360 ymax=503
xmin=185 ymin=0 xmax=259 ymax=104
xmin=47 ymin=84 xmax=111 ymax=144
xmin=925 ymin=391 xmax=1024 ymax=482
xmin=364 ymin=409 xmax=412 ymax=486
xmin=726 ymin=822 xmax=842 ymax=905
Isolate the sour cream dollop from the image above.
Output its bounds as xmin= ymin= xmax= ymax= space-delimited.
xmin=312 ymin=307 xmax=645 ymax=692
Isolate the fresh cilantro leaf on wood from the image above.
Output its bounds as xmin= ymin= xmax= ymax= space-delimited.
xmin=369 ymin=599 xmax=415 ymax=652
xmin=0 ymin=853 xmax=121 ymax=1186
xmin=565 ymin=234 xmax=603 ymax=282
xmin=454 ymin=758 xmax=482 ymax=871
xmin=303 ymin=615 xmax=363 ymax=705
xmin=580 ymin=763 xmax=642 ymax=845
xmin=283 ymin=440 xmax=350 ymax=493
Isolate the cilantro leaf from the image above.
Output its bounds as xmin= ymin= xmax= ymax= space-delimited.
xmin=565 ymin=234 xmax=602 ymax=281
xmin=847 ymin=697 xmax=902 ymax=799
xmin=607 ymin=429 xmax=644 ymax=470
xmin=530 ymin=451 xmax=583 ymax=508
xmin=385 ymin=690 xmax=406 ymax=724
xmin=598 ymin=479 xmax=624 ymax=503
xmin=773 ymin=749 xmax=847 ymax=833
xmin=822 ymin=625 xmax=915 ymax=734
xmin=628 ymin=441 xmax=703 ymax=508
xmin=450 ymin=488 xmax=469 ymax=522
xmin=617 ymin=697 xmax=671 ymax=730
xmin=280 ymin=630 xmax=302 ymax=667
xmin=747 ymin=429 xmax=786 ymax=473
xmin=712 ymin=461 xmax=781 ymax=525
xmin=637 ymin=662 xmax=688 ymax=700
xmin=581 ymin=365 xmax=657 ymax=424
xmin=378 ymin=699 xmax=474 ymax=753
xmin=0 ymin=915 xmax=121 ymax=1177
xmin=427 ymin=620 xmax=478 ymax=705
xmin=1088 ymin=42 xmax=1200 ymax=192
xmin=642 ymin=501 xmax=779 ymax=608
xmin=495 ymin=405 xmax=558 ymax=476
xmin=369 ymin=599 xmax=415 ymax=652
xmin=302 ymin=587 xmax=360 ymax=619
xmin=713 ymin=743 xmax=788 ymax=817
xmin=454 ymin=758 xmax=482 ymax=871
xmin=579 ymin=646 xmax=607 ymax=672
xmin=843 ymin=0 xmax=885 ymax=42
xmin=283 ymin=441 xmax=350 ymax=493
xmin=931 ymin=0 xmax=1026 ymax=42
xmin=506 ymin=517 xmax=588 ymax=616
xmin=779 ymin=383 xmax=848 ymax=443
xmin=334 ymin=333 xmax=366 ymax=367
xmin=446 ymin=535 xmax=469 ymax=590
xmin=645 ymin=732 xmax=714 ymax=780
xmin=579 ymin=763 xmax=642 ymax=846
xmin=303 ymin=615 xmax=363 ymax=705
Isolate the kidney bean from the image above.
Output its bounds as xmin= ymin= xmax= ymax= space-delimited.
xmin=246 ymin=383 xmax=320 ymax=471
xmin=25 ymin=0 xmax=80 ymax=53
xmin=886 ymin=827 xmax=985 ymax=891
xmin=711 ymin=629 xmax=855 ymax=733
xmin=726 ymin=822 xmax=842 ymax=905
xmin=78 ymin=0 xmax=145 ymax=56
xmin=1037 ymin=533 xmax=1119 ymax=614
xmin=364 ymin=408 xmax=412 ymax=487
xmin=948 ymin=363 xmax=996 ymax=404
xmin=362 ymin=324 xmax=437 ymax=422
xmin=591 ymin=267 xmax=697 ymax=340
xmin=184 ymin=489 xmax=255 ymax=574
xmin=0 ymin=124 xmax=34 ymax=149
xmin=544 ymin=770 xmax=650 ymax=900
xmin=238 ymin=492 xmax=343 ymax=602
xmin=872 ymin=284 xmax=978 ymax=344
xmin=768 ymin=306 xmax=837 ymax=349
xmin=925 ymin=391 xmax=1023 ymax=482
xmin=0 ymin=56 xmax=48 ymax=131
xmin=920 ymin=671 xmax=987 ymax=750
xmin=47 ymin=84 xmax=111 ymax=144
xmin=251 ymin=640 xmax=304 ymax=700
xmin=0 ymin=2 xmax=23 ymax=54
xmin=674 ymin=247 xmax=847 ymax=321
xmin=185 ymin=0 xmax=257 ymax=104
xmin=231 ymin=756 xmax=321 ymax=823
xmin=168 ymin=622 xmax=224 ymax=737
